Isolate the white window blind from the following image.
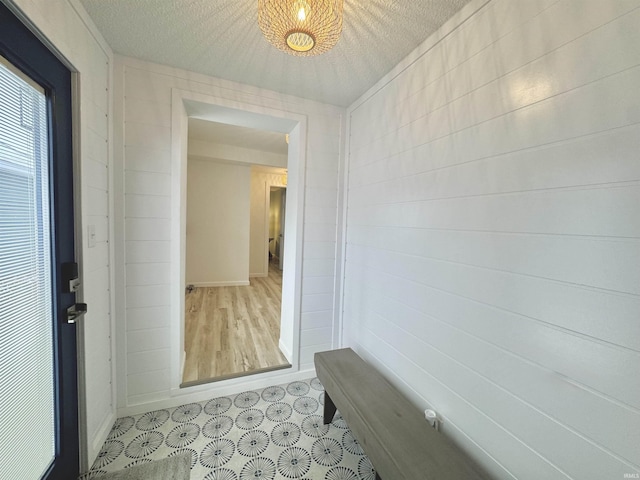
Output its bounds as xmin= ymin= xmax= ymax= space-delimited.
xmin=0 ymin=56 xmax=56 ymax=480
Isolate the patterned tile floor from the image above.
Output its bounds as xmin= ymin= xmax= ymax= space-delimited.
xmin=81 ymin=378 xmax=377 ymax=480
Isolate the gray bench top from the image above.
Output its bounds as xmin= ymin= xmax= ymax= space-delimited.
xmin=315 ymin=348 xmax=486 ymax=480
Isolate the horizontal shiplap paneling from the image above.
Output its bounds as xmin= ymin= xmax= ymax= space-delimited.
xmin=343 ymin=0 xmax=640 ymax=478
xmin=127 ymin=350 xmax=171 ymax=375
xmin=126 ymin=306 xmax=171 ymax=331
xmin=124 ymin=145 xmax=172 ymax=174
xmin=347 ymin=227 xmax=640 ymax=296
xmin=118 ymin=57 xmax=344 ymax=410
xmin=344 ymin=279 xmax=640 ymax=465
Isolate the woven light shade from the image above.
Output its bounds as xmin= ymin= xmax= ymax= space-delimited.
xmin=258 ymin=0 xmax=343 ymax=56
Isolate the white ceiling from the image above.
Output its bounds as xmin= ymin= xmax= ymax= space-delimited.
xmin=79 ymin=0 xmax=471 ymax=107
xmin=188 ymin=118 xmax=289 ymax=154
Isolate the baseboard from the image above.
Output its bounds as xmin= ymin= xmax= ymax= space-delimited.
xmin=279 ymin=338 xmax=292 ymax=363
xmin=87 ymin=409 xmax=116 ymax=469
xmin=249 ymin=273 xmax=268 ymax=278
xmin=187 ymin=280 xmax=250 ymax=287
xmin=117 ymin=367 xmax=316 ymax=417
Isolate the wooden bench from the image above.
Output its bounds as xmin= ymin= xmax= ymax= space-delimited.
xmin=315 ymin=348 xmax=486 ymax=480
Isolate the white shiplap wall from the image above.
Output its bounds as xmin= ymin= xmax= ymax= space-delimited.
xmin=343 ymin=0 xmax=640 ymax=479
xmin=115 ymin=56 xmax=344 ymax=409
xmin=8 ymin=0 xmax=115 ymax=468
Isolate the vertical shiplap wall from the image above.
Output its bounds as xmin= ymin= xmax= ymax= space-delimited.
xmin=9 ymin=0 xmax=115 ymax=468
xmin=116 ymin=56 xmax=343 ymax=408
xmin=343 ymin=0 xmax=640 ymax=479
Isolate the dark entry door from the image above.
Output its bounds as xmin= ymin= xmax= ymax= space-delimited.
xmin=0 ymin=2 xmax=80 ymax=479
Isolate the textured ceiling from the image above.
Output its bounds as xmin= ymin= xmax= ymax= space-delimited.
xmin=79 ymin=0 xmax=470 ymax=107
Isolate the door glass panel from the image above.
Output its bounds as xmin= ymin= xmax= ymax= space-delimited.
xmin=0 ymin=56 xmax=55 ymax=479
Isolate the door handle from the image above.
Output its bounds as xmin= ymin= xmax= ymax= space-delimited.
xmin=66 ymin=303 xmax=87 ymax=324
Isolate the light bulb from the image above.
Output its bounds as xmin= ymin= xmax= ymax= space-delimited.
xmin=294 ymin=0 xmax=310 ymax=22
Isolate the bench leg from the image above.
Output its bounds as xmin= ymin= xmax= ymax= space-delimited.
xmin=323 ymin=391 xmax=337 ymax=424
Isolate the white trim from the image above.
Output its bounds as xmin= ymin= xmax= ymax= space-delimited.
xmin=170 ymin=90 xmax=188 ymax=397
xmin=68 ymin=0 xmax=114 ymax=58
xmin=277 ymin=121 xmax=305 ymax=376
xmin=89 ymin=411 xmax=116 ymax=464
xmin=263 ymin=178 xmax=270 ymax=277
xmin=279 ymin=338 xmax=292 ymax=364
xmin=112 ymin=58 xmax=127 ymax=411
xmin=104 ymin=50 xmax=118 ymax=473
xmin=333 ymin=112 xmax=348 ymax=349
xmin=188 ymin=280 xmax=250 ymax=287
xmin=118 ymin=367 xmax=316 ymax=417
xmin=170 ymin=88 xmax=307 ymax=398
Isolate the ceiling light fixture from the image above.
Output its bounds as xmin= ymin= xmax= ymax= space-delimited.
xmin=258 ymin=0 xmax=343 ymax=56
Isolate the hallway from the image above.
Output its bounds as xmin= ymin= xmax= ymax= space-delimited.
xmin=182 ymin=264 xmax=290 ymax=386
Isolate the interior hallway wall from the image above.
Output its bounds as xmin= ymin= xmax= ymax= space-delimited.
xmin=114 ymin=55 xmax=344 ymax=410
xmin=186 ymin=158 xmax=251 ymax=286
xmin=8 ymin=0 xmax=115 ymax=468
xmin=343 ymin=0 xmax=640 ymax=478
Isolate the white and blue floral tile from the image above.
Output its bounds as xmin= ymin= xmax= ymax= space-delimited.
xmin=81 ymin=378 xmax=377 ymax=480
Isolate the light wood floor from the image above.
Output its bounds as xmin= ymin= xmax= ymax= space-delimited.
xmin=182 ymin=263 xmax=290 ymax=386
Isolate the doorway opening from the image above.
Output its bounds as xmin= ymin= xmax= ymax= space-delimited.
xmin=269 ymin=186 xmax=286 ymax=271
xmin=181 ymin=123 xmax=291 ymax=385
xmin=172 ymin=94 xmax=306 ymax=390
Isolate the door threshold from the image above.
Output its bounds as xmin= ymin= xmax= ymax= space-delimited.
xmin=180 ymin=362 xmax=292 ymax=389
